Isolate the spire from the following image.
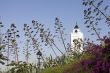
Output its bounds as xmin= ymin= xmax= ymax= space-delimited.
xmin=74 ymin=22 xmax=79 ymax=29
xmin=74 ymin=25 xmax=79 ymax=29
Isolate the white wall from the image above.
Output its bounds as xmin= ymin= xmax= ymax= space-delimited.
xmin=70 ymin=28 xmax=84 ymax=53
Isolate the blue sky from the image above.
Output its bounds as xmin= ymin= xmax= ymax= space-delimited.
xmin=0 ymin=0 xmax=110 ymax=68
xmin=0 ymin=0 xmax=84 ymax=29
xmin=0 ymin=0 xmax=85 ymax=58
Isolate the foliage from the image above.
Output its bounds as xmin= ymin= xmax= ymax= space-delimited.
xmin=54 ymin=17 xmax=68 ymax=52
xmin=43 ymin=55 xmax=66 ymax=68
xmin=0 ymin=0 xmax=110 ymax=72
xmin=4 ymin=23 xmax=20 ymax=64
xmin=83 ymin=0 xmax=110 ymax=40
xmin=7 ymin=61 xmax=35 ymax=73
xmin=0 ymin=45 xmax=7 ymax=65
xmin=63 ymin=37 xmax=110 ymax=73
xmin=41 ymin=65 xmax=64 ymax=73
xmin=41 ymin=60 xmax=77 ymax=73
xmin=41 ymin=52 xmax=83 ymax=73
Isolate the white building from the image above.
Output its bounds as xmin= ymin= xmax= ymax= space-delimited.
xmin=70 ymin=25 xmax=84 ymax=53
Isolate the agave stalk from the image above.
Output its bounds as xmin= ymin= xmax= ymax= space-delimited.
xmin=55 ymin=17 xmax=67 ymax=52
xmin=32 ymin=20 xmax=64 ymax=55
xmin=87 ymin=0 xmax=110 ymax=21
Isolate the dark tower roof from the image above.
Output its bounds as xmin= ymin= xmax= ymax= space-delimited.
xmin=74 ymin=25 xmax=79 ymax=29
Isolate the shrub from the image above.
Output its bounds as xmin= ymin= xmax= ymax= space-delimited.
xmin=63 ymin=37 xmax=110 ymax=73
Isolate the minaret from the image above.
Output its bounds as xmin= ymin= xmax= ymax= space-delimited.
xmin=71 ymin=25 xmax=84 ymax=53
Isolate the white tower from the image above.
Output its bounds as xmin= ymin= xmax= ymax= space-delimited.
xmin=71 ymin=25 xmax=84 ymax=53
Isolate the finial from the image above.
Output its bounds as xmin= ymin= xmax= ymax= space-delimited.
xmin=76 ymin=22 xmax=77 ymax=25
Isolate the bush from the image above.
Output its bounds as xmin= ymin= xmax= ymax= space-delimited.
xmin=40 ymin=55 xmax=82 ymax=73
xmin=63 ymin=37 xmax=110 ymax=73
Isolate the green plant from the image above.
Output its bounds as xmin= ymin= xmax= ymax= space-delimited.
xmin=7 ymin=61 xmax=35 ymax=73
xmin=0 ymin=45 xmax=7 ymax=65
